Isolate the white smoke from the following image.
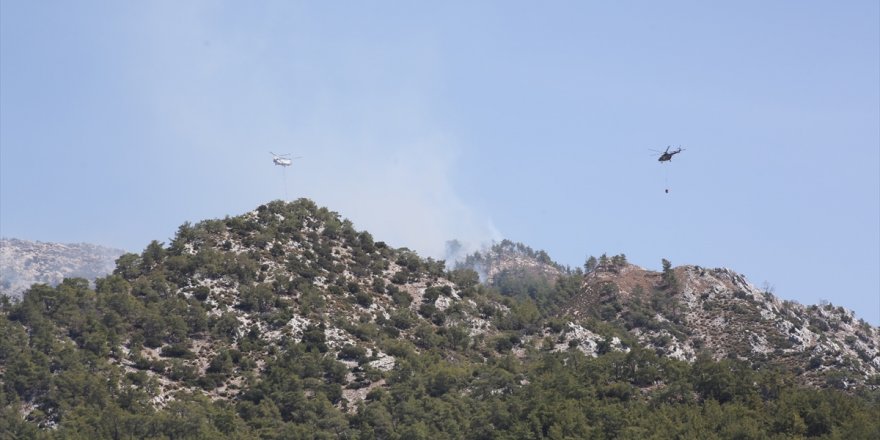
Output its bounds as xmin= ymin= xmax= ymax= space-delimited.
xmin=125 ymin=3 xmax=503 ymax=260
xmin=303 ymin=141 xmax=503 ymax=259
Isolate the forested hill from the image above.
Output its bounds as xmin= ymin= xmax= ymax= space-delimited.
xmin=1 ymin=199 xmax=878 ymax=439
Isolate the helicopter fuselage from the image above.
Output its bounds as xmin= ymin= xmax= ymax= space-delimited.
xmin=658 ymin=148 xmax=682 ymax=162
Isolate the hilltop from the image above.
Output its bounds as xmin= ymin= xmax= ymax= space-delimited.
xmin=456 ymin=239 xmax=570 ymax=284
xmin=1 ymin=199 xmax=877 ymax=438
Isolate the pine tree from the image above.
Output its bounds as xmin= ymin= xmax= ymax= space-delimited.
xmin=661 ymin=258 xmax=678 ymax=291
xmin=584 ymin=256 xmax=598 ymax=274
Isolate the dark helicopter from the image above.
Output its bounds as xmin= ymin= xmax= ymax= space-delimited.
xmin=654 ymin=146 xmax=684 ymax=162
xmin=649 ymin=146 xmax=685 ymax=194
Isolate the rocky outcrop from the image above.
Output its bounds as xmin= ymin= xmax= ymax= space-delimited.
xmin=562 ymin=263 xmax=880 ymax=387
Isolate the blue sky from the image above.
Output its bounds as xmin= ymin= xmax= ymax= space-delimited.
xmin=1 ymin=1 xmax=878 ymax=323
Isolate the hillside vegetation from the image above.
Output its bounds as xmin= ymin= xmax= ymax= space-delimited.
xmin=1 ymin=199 xmax=877 ymax=439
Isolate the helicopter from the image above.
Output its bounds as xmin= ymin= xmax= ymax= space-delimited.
xmin=271 ymin=152 xmax=300 ymax=167
xmin=653 ymin=146 xmax=684 ymax=162
xmin=649 ymin=146 xmax=685 ymax=194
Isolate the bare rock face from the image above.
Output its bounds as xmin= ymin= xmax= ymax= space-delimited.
xmin=0 ymin=238 xmax=125 ymax=299
xmin=562 ymin=263 xmax=880 ymax=387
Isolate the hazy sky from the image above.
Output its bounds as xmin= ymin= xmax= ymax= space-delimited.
xmin=2 ymin=1 xmax=878 ymax=323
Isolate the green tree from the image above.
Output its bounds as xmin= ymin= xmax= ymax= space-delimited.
xmin=584 ymin=256 xmax=598 ymax=274
xmin=661 ymin=258 xmax=678 ymax=290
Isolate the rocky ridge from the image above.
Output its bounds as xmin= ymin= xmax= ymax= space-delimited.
xmin=562 ymin=263 xmax=880 ymax=388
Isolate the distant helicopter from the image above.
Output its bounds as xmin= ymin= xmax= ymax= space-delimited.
xmin=649 ymin=146 xmax=685 ymax=194
xmin=271 ymin=152 xmax=302 ymax=199
xmin=271 ymin=152 xmax=300 ymax=167
xmin=653 ymin=146 xmax=684 ymax=162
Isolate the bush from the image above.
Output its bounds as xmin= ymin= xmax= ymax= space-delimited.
xmin=160 ymin=342 xmax=193 ymax=358
xmin=391 ymin=270 xmax=409 ymax=285
xmin=391 ymin=310 xmax=416 ymax=330
xmin=355 ymin=291 xmax=373 ymax=308
xmin=390 ymin=286 xmax=411 ymax=307
xmin=193 ymin=286 xmax=210 ymax=301
xmin=338 ymin=344 xmax=367 ymax=363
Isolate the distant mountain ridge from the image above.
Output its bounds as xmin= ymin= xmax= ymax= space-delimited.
xmin=0 ymin=238 xmax=125 ymax=298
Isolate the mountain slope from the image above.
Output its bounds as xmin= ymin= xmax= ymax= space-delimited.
xmin=1 ymin=199 xmax=877 ymax=438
